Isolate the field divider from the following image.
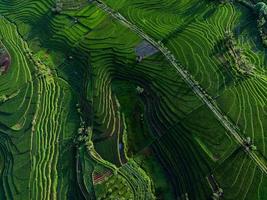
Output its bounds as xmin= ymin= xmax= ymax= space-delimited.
xmin=93 ymin=0 xmax=267 ymax=174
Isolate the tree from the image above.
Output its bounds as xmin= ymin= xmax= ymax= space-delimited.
xmin=0 ymin=95 xmax=7 ymax=103
xmin=255 ymin=2 xmax=267 ymax=17
xmin=136 ymin=86 xmax=144 ymax=94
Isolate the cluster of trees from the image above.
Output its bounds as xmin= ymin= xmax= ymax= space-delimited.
xmin=0 ymin=46 xmax=8 ymax=74
xmin=52 ymin=1 xmax=63 ymax=14
xmin=212 ymin=188 xmax=223 ymax=200
xmin=223 ymin=31 xmax=254 ymax=75
xmin=231 ymin=1 xmax=267 ymax=47
xmin=222 ymin=0 xmax=267 ymax=47
xmin=0 ymin=47 xmax=5 ymax=55
xmin=96 ymin=175 xmax=133 ymax=200
xmin=0 ymin=95 xmax=7 ymax=103
xmin=244 ymin=136 xmax=257 ymax=151
xmin=136 ymin=86 xmax=144 ymax=94
xmin=255 ymin=2 xmax=267 ymax=46
xmin=255 ymin=2 xmax=267 ymax=17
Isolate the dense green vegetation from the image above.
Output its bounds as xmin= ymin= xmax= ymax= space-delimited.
xmin=0 ymin=0 xmax=266 ymax=199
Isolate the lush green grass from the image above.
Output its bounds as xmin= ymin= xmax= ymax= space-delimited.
xmin=214 ymin=149 xmax=267 ymax=199
xmin=98 ymin=0 xmax=267 ymax=199
xmin=111 ymin=79 xmax=152 ymax=155
xmin=134 ymin=152 xmax=175 ymax=199
xmin=0 ymin=17 xmax=36 ymax=200
xmin=0 ymin=8 xmax=79 ymax=199
xmin=0 ymin=0 xmax=266 ymax=199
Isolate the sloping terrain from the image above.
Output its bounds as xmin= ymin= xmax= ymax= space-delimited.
xmin=0 ymin=0 xmax=266 ymax=200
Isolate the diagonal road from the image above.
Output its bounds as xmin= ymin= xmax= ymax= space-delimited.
xmin=93 ymin=0 xmax=267 ymax=174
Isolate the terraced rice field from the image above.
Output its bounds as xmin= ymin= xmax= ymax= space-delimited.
xmin=0 ymin=0 xmax=266 ymax=199
xmin=57 ymin=0 xmax=88 ymax=10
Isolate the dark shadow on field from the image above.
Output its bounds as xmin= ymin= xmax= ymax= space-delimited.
xmin=234 ymin=2 xmax=267 ymax=65
xmin=211 ymin=36 xmax=249 ymax=91
xmin=161 ymin=18 xmax=196 ymax=44
xmin=27 ymin=12 xmax=54 ymax=46
xmin=26 ymin=10 xmax=68 ymax=52
xmin=202 ymin=7 xmax=217 ymax=20
xmin=161 ymin=1 xmax=217 ymax=45
xmin=151 ymin=122 xmax=213 ymax=199
xmin=24 ymin=10 xmax=88 ymax=96
xmin=181 ymin=0 xmax=215 ymax=19
xmin=10 ymin=8 xmax=93 ymax=199
xmin=88 ymin=49 xmax=214 ymax=198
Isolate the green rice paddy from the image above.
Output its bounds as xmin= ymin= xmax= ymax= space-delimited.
xmin=0 ymin=0 xmax=266 ymax=199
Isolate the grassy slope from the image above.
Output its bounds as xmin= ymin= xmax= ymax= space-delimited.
xmin=0 ymin=1 xmax=80 ymax=199
xmin=0 ymin=0 xmax=266 ymax=199
xmin=101 ymin=0 xmax=267 ymax=199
